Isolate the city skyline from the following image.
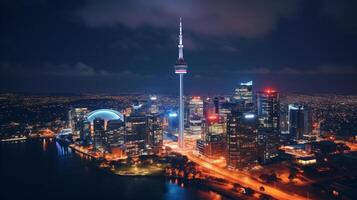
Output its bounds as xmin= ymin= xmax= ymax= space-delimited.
xmin=1 ymin=2 xmax=357 ymax=200
xmin=1 ymin=0 xmax=357 ymax=94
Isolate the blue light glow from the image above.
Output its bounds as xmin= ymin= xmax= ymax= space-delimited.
xmin=240 ymin=80 xmax=253 ymax=86
xmin=87 ymin=109 xmax=124 ymax=122
xmin=169 ymin=112 xmax=178 ymax=117
xmin=244 ymin=114 xmax=255 ymax=119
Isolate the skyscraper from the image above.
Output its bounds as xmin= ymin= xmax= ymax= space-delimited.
xmin=256 ymin=89 xmax=280 ymax=163
xmin=93 ymin=118 xmax=105 ymax=149
xmin=257 ymin=89 xmax=280 ymax=130
xmin=233 ymin=81 xmax=254 ymax=112
xmin=227 ymin=112 xmax=259 ymax=169
xmin=197 ymin=114 xmax=225 ymax=159
xmin=174 ymin=18 xmax=188 ymax=148
xmin=288 ymin=104 xmax=312 ymax=140
xmin=147 ymin=114 xmax=163 ymax=153
xmin=79 ymin=120 xmax=91 ymax=144
xmin=69 ymin=108 xmax=89 ymax=136
xmin=149 ymin=95 xmax=159 ymax=114
xmin=188 ymin=96 xmax=203 ymax=135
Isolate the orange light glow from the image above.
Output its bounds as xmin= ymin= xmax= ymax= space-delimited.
xmin=208 ymin=115 xmax=218 ymax=120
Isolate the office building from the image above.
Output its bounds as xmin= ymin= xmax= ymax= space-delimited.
xmin=233 ymin=81 xmax=254 ymax=112
xmin=227 ymin=112 xmax=259 ymax=169
xmin=256 ymin=89 xmax=280 ymax=163
xmin=288 ymin=104 xmax=312 ymax=140
xmin=69 ymin=108 xmax=89 ymax=136
xmin=147 ymin=114 xmax=163 ymax=153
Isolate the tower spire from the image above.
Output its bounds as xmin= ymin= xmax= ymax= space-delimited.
xmin=178 ymin=17 xmax=184 ymax=59
xmin=174 ymin=17 xmax=188 ymax=148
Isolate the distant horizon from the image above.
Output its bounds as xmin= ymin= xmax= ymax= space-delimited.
xmin=1 ymin=91 xmax=357 ymax=96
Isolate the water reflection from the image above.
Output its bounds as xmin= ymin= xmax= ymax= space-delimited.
xmin=1 ymin=140 xmax=230 ymax=200
xmin=42 ymin=138 xmax=47 ymax=151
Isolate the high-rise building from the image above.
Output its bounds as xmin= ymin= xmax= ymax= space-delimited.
xmin=93 ymin=118 xmax=105 ymax=149
xmin=197 ymin=114 xmax=225 ymax=159
xmin=203 ymin=114 xmax=225 ymax=137
xmin=86 ymin=109 xmax=124 ymax=151
xmin=189 ymin=96 xmax=204 ymax=118
xmin=167 ymin=111 xmax=178 ymax=133
xmin=227 ymin=112 xmax=259 ymax=169
xmin=256 ymin=89 xmax=280 ymax=163
xmin=174 ymin=18 xmax=188 ymax=148
xmin=125 ymin=115 xmax=147 ymax=141
xmin=147 ymin=114 xmax=163 ymax=153
xmin=196 ymin=134 xmax=225 ymax=159
xmin=69 ymin=108 xmax=89 ymax=136
xmin=78 ymin=120 xmax=91 ymax=144
xmin=105 ymin=119 xmax=125 ymax=149
xmin=149 ymin=95 xmax=159 ymax=114
xmin=204 ymin=98 xmax=216 ymax=119
xmin=125 ymin=114 xmax=148 ymax=156
xmin=233 ymin=81 xmax=254 ymax=112
xmin=188 ymin=96 xmax=204 ymax=135
xmin=288 ymin=104 xmax=312 ymax=140
xmin=218 ymin=101 xmax=237 ymax=135
xmin=257 ymin=89 xmax=280 ymax=130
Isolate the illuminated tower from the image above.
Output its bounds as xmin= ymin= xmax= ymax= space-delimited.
xmin=175 ymin=18 xmax=188 ymax=148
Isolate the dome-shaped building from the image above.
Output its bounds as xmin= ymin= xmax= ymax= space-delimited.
xmin=86 ymin=109 xmax=124 ymax=122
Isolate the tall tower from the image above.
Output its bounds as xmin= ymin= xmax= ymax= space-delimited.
xmin=175 ymin=18 xmax=188 ymax=148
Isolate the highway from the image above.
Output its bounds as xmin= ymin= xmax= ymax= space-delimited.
xmin=173 ymin=146 xmax=308 ymax=200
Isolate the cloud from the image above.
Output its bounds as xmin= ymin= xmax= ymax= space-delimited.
xmin=235 ymin=65 xmax=357 ymax=75
xmin=76 ymin=0 xmax=300 ymax=38
xmin=0 ymin=62 xmax=152 ymax=79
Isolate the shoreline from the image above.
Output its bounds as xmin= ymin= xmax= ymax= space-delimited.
xmin=67 ymin=142 xmax=254 ymax=200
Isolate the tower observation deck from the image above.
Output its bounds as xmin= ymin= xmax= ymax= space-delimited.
xmin=174 ymin=18 xmax=188 ymax=148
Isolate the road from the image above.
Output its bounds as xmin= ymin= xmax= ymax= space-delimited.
xmin=177 ymin=149 xmax=308 ymax=200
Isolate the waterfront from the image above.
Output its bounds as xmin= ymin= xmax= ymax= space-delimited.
xmin=1 ymin=139 xmax=229 ymax=200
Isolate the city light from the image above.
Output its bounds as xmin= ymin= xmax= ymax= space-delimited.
xmin=150 ymin=96 xmax=157 ymax=101
xmin=2 ymin=3 xmax=357 ymax=200
xmin=244 ymin=114 xmax=255 ymax=119
xmin=208 ymin=115 xmax=218 ymax=120
xmin=169 ymin=112 xmax=178 ymax=117
xmin=240 ymin=80 xmax=253 ymax=86
xmin=264 ymin=88 xmax=276 ymax=94
xmin=87 ymin=109 xmax=123 ymax=122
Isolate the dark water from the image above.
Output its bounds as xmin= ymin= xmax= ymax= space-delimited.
xmin=1 ymin=139 xmax=227 ymax=200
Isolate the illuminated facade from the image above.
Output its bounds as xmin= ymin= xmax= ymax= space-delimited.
xmin=85 ymin=109 xmax=125 ymax=152
xmin=197 ymin=114 xmax=225 ymax=159
xmin=167 ymin=111 xmax=178 ymax=133
xmin=147 ymin=114 xmax=163 ymax=153
xmin=257 ymin=90 xmax=280 ymax=163
xmin=188 ymin=96 xmax=204 ymax=135
xmin=93 ymin=118 xmax=105 ymax=149
xmin=233 ymin=81 xmax=254 ymax=112
xmin=78 ymin=120 xmax=91 ymax=144
xmin=227 ymin=112 xmax=259 ymax=169
xmin=288 ymin=104 xmax=312 ymax=140
xmin=149 ymin=95 xmax=159 ymax=114
xmin=69 ymin=108 xmax=89 ymax=136
xmin=257 ymin=90 xmax=280 ymax=129
xmin=174 ymin=18 xmax=188 ymax=148
xmin=106 ymin=119 xmax=125 ymax=150
xmin=87 ymin=109 xmax=124 ymax=123
xmin=203 ymin=98 xmax=216 ymax=118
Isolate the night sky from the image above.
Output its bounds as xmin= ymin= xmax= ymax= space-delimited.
xmin=1 ymin=0 xmax=357 ymax=94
